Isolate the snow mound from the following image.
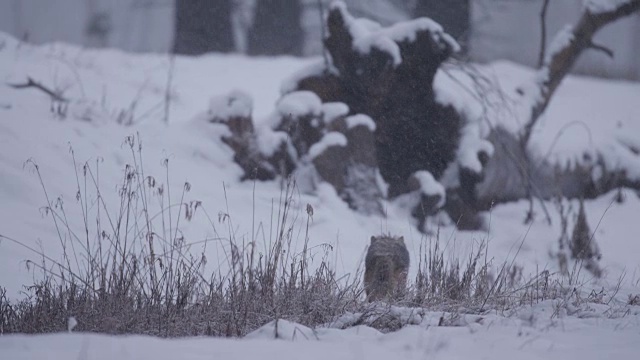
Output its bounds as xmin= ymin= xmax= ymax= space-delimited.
xmin=208 ymin=90 xmax=253 ymax=121
xmin=245 ymin=319 xmax=317 ymax=341
xmin=329 ymin=304 xmax=424 ymax=330
xmin=277 ymin=91 xmax=322 ymax=118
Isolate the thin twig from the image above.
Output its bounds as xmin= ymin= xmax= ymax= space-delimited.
xmin=163 ymin=55 xmax=175 ymax=125
xmin=7 ymin=77 xmax=69 ymax=102
xmin=538 ymin=0 xmax=550 ymax=68
xmin=588 ymin=41 xmax=614 ymax=58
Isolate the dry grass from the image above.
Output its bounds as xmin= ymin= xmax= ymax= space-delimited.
xmin=0 ymin=135 xmax=359 ymax=336
xmin=0 ymin=136 xmax=591 ymax=337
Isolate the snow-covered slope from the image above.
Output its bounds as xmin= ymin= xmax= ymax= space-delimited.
xmin=1 ymin=31 xmax=640 ymax=305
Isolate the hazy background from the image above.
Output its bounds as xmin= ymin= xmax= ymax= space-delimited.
xmin=1 ymin=0 xmax=639 ymax=78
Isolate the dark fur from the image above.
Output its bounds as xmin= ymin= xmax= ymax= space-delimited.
xmin=364 ymin=235 xmax=410 ymax=302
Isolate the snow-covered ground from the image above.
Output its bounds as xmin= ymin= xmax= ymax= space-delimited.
xmin=2 ymin=303 xmax=640 ymax=359
xmin=1 ymin=31 xmax=640 ymax=358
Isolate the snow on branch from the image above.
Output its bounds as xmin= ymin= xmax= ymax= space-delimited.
xmin=308 ymin=132 xmax=348 ymax=159
xmin=584 ymin=0 xmax=637 ymax=14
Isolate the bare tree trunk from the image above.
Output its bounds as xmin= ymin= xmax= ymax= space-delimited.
xmin=248 ymin=0 xmax=303 ymax=56
xmin=173 ymin=0 xmax=234 ymax=55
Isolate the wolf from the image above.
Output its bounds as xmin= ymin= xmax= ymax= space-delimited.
xmin=364 ymin=235 xmax=410 ymax=302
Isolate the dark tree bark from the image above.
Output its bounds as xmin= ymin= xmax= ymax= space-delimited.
xmin=173 ymin=0 xmax=234 ymax=55
xmin=414 ymin=0 xmax=469 ymax=45
xmin=248 ymin=0 xmax=303 ymax=56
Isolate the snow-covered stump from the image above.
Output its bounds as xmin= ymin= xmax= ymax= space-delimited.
xmin=313 ymin=114 xmax=384 ymax=215
xmin=274 ymin=91 xmax=325 ymax=159
xmin=289 ymin=2 xmax=462 ymax=199
xmin=208 ymin=91 xmax=290 ymax=180
xmin=273 ymin=91 xmax=384 ymax=215
xmin=309 ymin=132 xmax=349 ymax=187
xmin=280 ymin=2 xmax=494 ymax=228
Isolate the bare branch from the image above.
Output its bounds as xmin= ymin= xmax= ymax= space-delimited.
xmin=163 ymin=55 xmax=175 ymax=125
xmin=7 ymin=76 xmax=69 ymax=103
xmin=317 ymin=0 xmax=330 ymax=71
xmin=588 ymin=41 xmax=614 ymax=58
xmin=538 ymin=0 xmax=551 ymax=68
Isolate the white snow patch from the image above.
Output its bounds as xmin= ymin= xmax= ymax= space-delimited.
xmin=277 ymin=91 xmax=322 ymax=118
xmin=584 ymin=0 xmax=633 ymax=14
xmin=280 ymin=59 xmax=336 ymax=95
xmin=457 ymin=123 xmax=495 ymax=174
xmin=308 ymin=132 xmax=348 ymax=159
xmin=68 ymin=100 xmax=116 ymax=125
xmin=67 ymin=317 xmax=77 ymax=332
xmin=412 ymin=170 xmax=445 ymax=207
xmin=208 ymin=90 xmax=253 ymax=121
xmin=256 ymin=128 xmax=288 ymax=157
xmin=599 ymin=140 xmax=640 ymax=180
xmin=245 ymin=319 xmax=317 ymax=341
xmin=322 ymin=102 xmax=350 ymax=124
xmin=346 ymin=114 xmax=376 ymax=131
